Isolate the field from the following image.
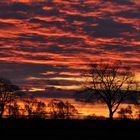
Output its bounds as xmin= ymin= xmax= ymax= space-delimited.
xmin=0 ymin=119 xmax=140 ymax=139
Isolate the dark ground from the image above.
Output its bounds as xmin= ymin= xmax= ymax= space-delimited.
xmin=0 ymin=119 xmax=140 ymax=140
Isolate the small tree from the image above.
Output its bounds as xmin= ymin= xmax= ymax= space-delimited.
xmin=24 ymin=99 xmax=46 ymax=119
xmin=65 ymin=101 xmax=78 ymax=119
xmin=24 ymin=98 xmax=34 ymax=118
xmin=48 ymin=99 xmax=78 ymax=119
xmin=7 ymin=102 xmax=20 ymax=118
xmin=118 ymin=106 xmax=133 ymax=119
xmin=135 ymin=103 xmax=140 ymax=120
xmin=0 ymin=77 xmax=19 ymax=118
xmin=81 ymin=60 xmax=137 ymax=120
xmin=48 ymin=99 xmax=66 ymax=119
xmin=33 ymin=101 xmax=46 ymax=118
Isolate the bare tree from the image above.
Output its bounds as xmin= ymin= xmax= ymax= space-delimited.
xmin=24 ymin=98 xmax=35 ymax=118
xmin=65 ymin=101 xmax=78 ymax=119
xmin=24 ymin=99 xmax=46 ymax=119
xmin=81 ymin=60 xmax=137 ymax=120
xmin=48 ymin=99 xmax=78 ymax=119
xmin=48 ymin=99 xmax=66 ymax=119
xmin=0 ymin=77 xmax=19 ymax=118
xmin=32 ymin=101 xmax=46 ymax=118
xmin=7 ymin=102 xmax=20 ymax=118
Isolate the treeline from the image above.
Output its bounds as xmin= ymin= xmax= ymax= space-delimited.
xmin=4 ymin=99 xmax=78 ymax=119
xmin=0 ymin=77 xmax=78 ymax=119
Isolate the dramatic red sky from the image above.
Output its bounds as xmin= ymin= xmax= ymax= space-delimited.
xmin=0 ymin=0 xmax=140 ymax=94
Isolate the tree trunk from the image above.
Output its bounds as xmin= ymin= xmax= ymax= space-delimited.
xmin=109 ymin=108 xmax=114 ymax=120
xmin=109 ymin=112 xmax=113 ymax=120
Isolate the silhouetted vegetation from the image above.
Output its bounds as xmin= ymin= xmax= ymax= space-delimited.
xmin=135 ymin=103 xmax=140 ymax=119
xmin=77 ymin=60 xmax=138 ymax=120
xmin=118 ymin=105 xmax=133 ymax=119
xmin=48 ymin=99 xmax=78 ymax=119
xmin=0 ymin=70 xmax=139 ymax=139
xmin=24 ymin=99 xmax=46 ymax=119
xmin=0 ymin=77 xmax=19 ymax=118
xmin=0 ymin=74 xmax=139 ymax=121
xmin=6 ymin=102 xmax=20 ymax=118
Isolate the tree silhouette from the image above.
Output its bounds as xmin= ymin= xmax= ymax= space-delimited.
xmin=7 ymin=102 xmax=20 ymax=118
xmin=24 ymin=98 xmax=35 ymax=118
xmin=24 ymin=99 xmax=46 ymax=119
xmin=48 ymin=99 xmax=66 ymax=119
xmin=0 ymin=77 xmax=19 ymax=118
xmin=135 ymin=103 xmax=140 ymax=119
xmin=118 ymin=105 xmax=133 ymax=119
xmin=48 ymin=99 xmax=78 ymax=119
xmin=65 ymin=101 xmax=78 ymax=119
xmin=32 ymin=101 xmax=46 ymax=118
xmin=80 ymin=60 xmax=138 ymax=120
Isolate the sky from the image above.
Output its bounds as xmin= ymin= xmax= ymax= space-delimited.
xmin=0 ymin=0 xmax=140 ymax=96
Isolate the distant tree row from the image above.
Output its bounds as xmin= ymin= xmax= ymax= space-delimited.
xmin=3 ymin=99 xmax=78 ymax=119
xmin=0 ymin=78 xmax=78 ymax=119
